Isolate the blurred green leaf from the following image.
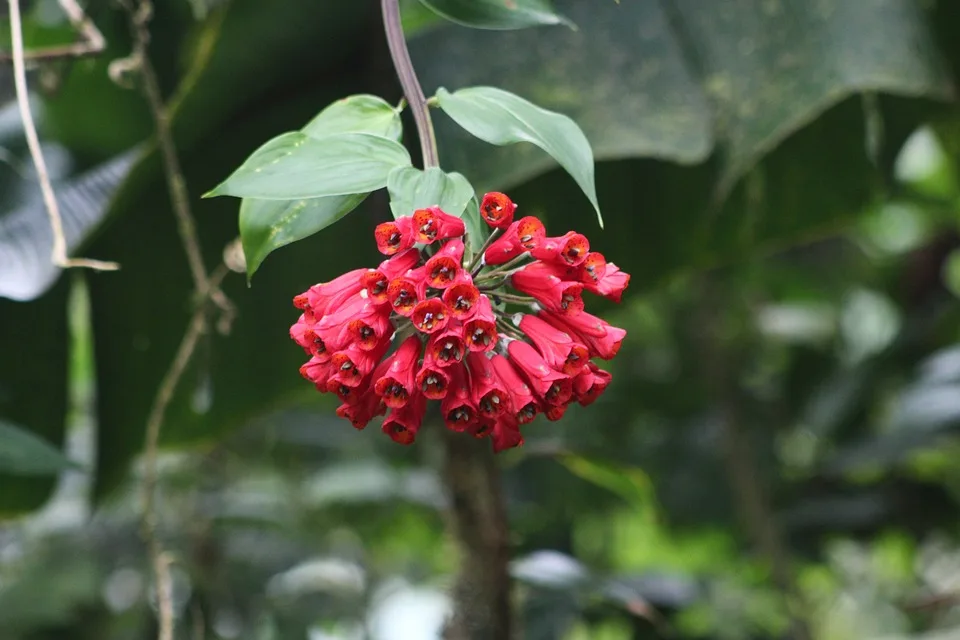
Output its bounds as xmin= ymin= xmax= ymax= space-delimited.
xmin=207 ymin=132 xmax=411 ymax=199
xmin=943 ymin=249 xmax=960 ymax=299
xmin=0 ymin=419 xmax=74 ymax=476
xmin=417 ymin=0 xmax=573 ymax=30
xmin=435 ymin=86 xmax=601 ymax=226
xmin=557 ymin=453 xmax=657 ymax=518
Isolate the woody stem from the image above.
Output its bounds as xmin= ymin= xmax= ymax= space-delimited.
xmin=381 ymin=0 xmax=438 ymax=169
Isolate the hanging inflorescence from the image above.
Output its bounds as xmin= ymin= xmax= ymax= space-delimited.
xmin=290 ymin=193 xmax=629 ymax=452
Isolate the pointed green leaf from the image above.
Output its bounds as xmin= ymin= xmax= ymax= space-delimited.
xmin=239 ymin=95 xmax=403 ymax=280
xmin=240 ymin=194 xmax=368 ymax=279
xmin=436 ymin=86 xmax=602 ymax=226
xmin=207 ymin=132 xmax=411 ymax=200
xmin=0 ymin=420 xmax=76 ymax=476
xmin=417 ymin=0 xmax=572 ymax=30
xmin=386 ymin=166 xmax=474 ymax=219
xmin=302 ymin=94 xmax=402 ymax=141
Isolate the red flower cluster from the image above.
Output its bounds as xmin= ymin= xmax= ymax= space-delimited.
xmin=290 ymin=193 xmax=629 ymax=452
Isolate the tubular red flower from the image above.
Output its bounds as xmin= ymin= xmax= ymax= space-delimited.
xmin=382 ymin=392 xmax=426 ymax=444
xmin=491 ymin=413 xmax=524 ymax=452
xmin=336 ymin=389 xmax=386 ymax=430
xmin=373 ymin=335 xmax=422 ymax=408
xmin=345 ymin=304 xmax=393 ymax=351
xmin=467 ymin=352 xmax=508 ymax=418
xmin=480 ymin=192 xmax=517 ymax=229
xmin=362 ymin=248 xmax=420 ymax=303
xmin=511 ymin=262 xmax=584 ymax=315
xmin=423 ymin=239 xmax=464 ymax=289
xmin=441 ymin=364 xmax=477 ymax=431
xmin=291 ymin=189 xmax=625 ymax=448
xmin=490 ymin=354 xmax=539 ymax=424
xmin=296 ymin=269 xmax=367 ymax=318
xmin=386 ymin=276 xmax=423 ymax=316
xmin=426 ymin=325 xmax=467 ymax=366
xmin=416 ymin=353 xmax=452 ymax=400
xmin=299 ymin=357 xmax=334 ymax=386
xmin=375 ymin=216 xmax=415 ymax=255
xmin=539 ymin=310 xmax=626 ymax=360
xmin=315 ymin=294 xmax=368 ymax=333
xmin=412 ymin=298 xmax=451 ymax=334
xmin=573 ymin=362 xmax=612 ymax=406
xmin=544 ymin=402 xmax=570 ymax=421
xmin=468 ymin=418 xmax=494 ymax=439
xmin=483 ymin=216 xmax=546 ymax=265
xmin=442 ymin=275 xmax=480 ymax=319
xmin=518 ymin=314 xmax=590 ymax=376
xmin=464 ymin=295 xmax=498 ymax=352
xmin=413 ymin=206 xmax=465 ymax=244
xmin=290 ymin=314 xmax=317 ymax=355
xmin=583 ymin=261 xmax=630 ymax=303
xmin=506 ymin=340 xmax=573 ymax=406
xmin=575 ymin=251 xmax=607 ymax=284
xmin=329 ymin=344 xmax=383 ymax=388
xmin=532 ymin=231 xmax=590 ymax=267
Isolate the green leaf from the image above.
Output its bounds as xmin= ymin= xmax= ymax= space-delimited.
xmin=239 ymin=95 xmax=402 ymax=280
xmin=0 ymin=420 xmax=75 ymax=476
xmin=557 ymin=453 xmax=658 ymax=520
xmin=239 ymin=194 xmax=368 ymax=279
xmin=417 ymin=0 xmax=572 ymax=30
xmin=435 ymin=86 xmax=602 ymax=226
xmin=302 ymin=94 xmax=402 ymax=141
xmin=386 ymin=166 xmax=474 ymax=219
xmin=207 ymin=132 xmax=411 ymax=200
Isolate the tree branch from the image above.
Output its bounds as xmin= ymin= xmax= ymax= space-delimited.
xmin=0 ymin=0 xmax=106 ymax=62
xmin=7 ymin=0 xmax=119 ymax=271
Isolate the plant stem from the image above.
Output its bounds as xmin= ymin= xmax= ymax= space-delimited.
xmin=379 ymin=3 xmax=512 ymax=638
xmin=381 ymin=0 xmax=438 ymax=169
xmin=467 ymin=228 xmax=502 ymax=273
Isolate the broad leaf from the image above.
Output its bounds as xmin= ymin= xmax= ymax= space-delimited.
xmin=435 ymin=86 xmax=602 ymax=226
xmin=207 ymin=132 xmax=411 ymax=200
xmin=0 ymin=419 xmax=74 ymax=476
xmin=239 ymin=194 xmax=368 ymax=280
xmin=386 ymin=166 xmax=474 ymax=219
xmin=302 ymin=94 xmax=402 ymax=141
xmin=240 ymin=95 xmax=402 ymax=279
xmin=418 ymin=0 xmax=572 ymax=30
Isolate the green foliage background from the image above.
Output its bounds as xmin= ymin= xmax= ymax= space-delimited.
xmin=3 ymin=0 xmax=960 ymax=637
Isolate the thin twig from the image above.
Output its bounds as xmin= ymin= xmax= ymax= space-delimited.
xmin=0 ymin=0 xmax=106 ymax=62
xmin=140 ymin=264 xmax=229 ymax=640
xmin=7 ymin=0 xmax=119 ymax=271
xmin=381 ymin=0 xmax=438 ymax=168
xmin=115 ymin=4 xmax=235 ymax=639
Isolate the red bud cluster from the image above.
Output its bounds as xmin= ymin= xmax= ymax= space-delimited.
xmin=290 ymin=193 xmax=629 ymax=452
